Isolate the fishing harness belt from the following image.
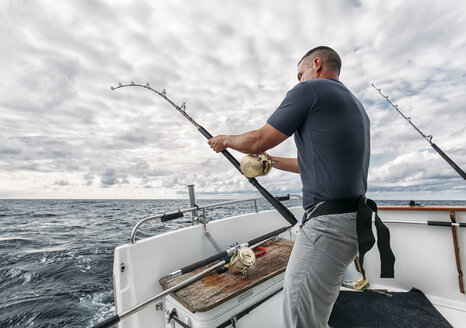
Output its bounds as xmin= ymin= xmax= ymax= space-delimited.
xmin=303 ymin=197 xmax=395 ymax=279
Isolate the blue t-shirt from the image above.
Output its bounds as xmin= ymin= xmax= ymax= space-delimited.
xmin=267 ymin=79 xmax=370 ymax=210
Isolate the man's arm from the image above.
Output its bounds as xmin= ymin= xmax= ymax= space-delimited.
xmin=270 ymin=156 xmax=299 ymax=173
xmin=208 ymin=123 xmax=288 ymax=154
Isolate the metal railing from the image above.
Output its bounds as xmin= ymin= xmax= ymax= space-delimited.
xmin=130 ymin=194 xmax=303 ymax=243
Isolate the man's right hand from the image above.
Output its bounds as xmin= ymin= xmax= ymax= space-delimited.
xmin=208 ymin=135 xmax=229 ymax=153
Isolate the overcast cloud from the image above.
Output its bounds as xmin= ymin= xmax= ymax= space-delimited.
xmin=0 ymin=0 xmax=465 ymax=200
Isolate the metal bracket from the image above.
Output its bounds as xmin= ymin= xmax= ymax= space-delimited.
xmin=450 ymin=210 xmax=464 ymax=293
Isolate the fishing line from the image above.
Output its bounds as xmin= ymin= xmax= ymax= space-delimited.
xmin=372 ymin=84 xmax=466 ymax=180
xmin=110 ymin=82 xmax=298 ymax=225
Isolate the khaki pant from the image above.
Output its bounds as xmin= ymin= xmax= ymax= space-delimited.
xmin=281 ymin=212 xmax=359 ymax=328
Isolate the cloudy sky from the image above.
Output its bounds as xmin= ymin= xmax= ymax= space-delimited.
xmin=1 ymin=0 xmax=465 ymax=200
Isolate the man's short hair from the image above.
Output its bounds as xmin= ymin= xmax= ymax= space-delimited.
xmin=298 ymin=46 xmax=342 ymax=76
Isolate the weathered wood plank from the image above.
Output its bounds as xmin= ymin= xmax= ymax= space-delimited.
xmin=159 ymin=238 xmax=294 ymax=312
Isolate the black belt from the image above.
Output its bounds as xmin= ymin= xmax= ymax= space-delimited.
xmin=303 ymin=197 xmax=395 ymax=279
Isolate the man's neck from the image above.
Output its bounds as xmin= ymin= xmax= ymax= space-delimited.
xmin=316 ymin=68 xmax=339 ymax=81
xmin=319 ymin=73 xmax=339 ymax=81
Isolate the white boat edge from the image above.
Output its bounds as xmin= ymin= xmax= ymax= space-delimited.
xmin=110 ymin=203 xmax=466 ymax=328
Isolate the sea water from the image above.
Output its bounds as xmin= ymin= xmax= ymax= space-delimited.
xmin=0 ymin=198 xmax=464 ymax=327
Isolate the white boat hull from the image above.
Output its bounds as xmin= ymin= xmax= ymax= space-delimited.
xmin=112 ymin=205 xmax=466 ymax=327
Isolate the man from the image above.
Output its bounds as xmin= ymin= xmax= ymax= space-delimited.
xmin=208 ymin=46 xmax=370 ymax=327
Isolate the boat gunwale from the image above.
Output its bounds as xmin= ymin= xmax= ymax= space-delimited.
xmin=379 ymin=206 xmax=466 ymax=212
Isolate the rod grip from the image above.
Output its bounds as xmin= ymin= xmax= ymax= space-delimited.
xmin=431 ymin=143 xmax=466 ymax=179
xmin=92 ymin=314 xmax=120 ymax=328
xmin=198 ymin=125 xmax=242 ymax=171
xmin=276 ymin=194 xmax=290 ymax=201
xmin=248 ymin=178 xmax=298 ymax=225
xmin=180 ymin=251 xmax=228 ymax=274
xmin=247 ymin=226 xmax=291 ymax=246
xmin=428 ymin=221 xmax=452 ymax=227
xmin=428 ymin=221 xmax=466 ymax=228
xmin=161 ymin=211 xmax=183 ymax=222
xmin=198 ymin=125 xmax=213 ymax=139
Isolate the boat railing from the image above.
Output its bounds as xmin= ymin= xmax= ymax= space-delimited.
xmin=130 ymin=194 xmax=303 ymax=244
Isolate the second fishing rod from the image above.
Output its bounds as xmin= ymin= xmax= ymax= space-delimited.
xmin=372 ymin=83 xmax=466 ymax=180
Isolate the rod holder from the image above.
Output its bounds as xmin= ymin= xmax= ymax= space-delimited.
xmin=187 ymin=184 xmax=199 ymax=218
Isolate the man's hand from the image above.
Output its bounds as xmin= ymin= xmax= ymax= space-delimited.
xmin=208 ymin=135 xmax=229 ymax=153
xmin=261 ymin=152 xmax=271 ymax=160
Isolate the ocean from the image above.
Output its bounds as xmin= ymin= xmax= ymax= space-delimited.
xmin=1 ymin=198 xmax=464 ymax=328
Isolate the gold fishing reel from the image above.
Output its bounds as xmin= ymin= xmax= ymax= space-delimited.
xmin=240 ymin=154 xmax=272 ymax=178
xmin=227 ymin=247 xmax=256 ymax=274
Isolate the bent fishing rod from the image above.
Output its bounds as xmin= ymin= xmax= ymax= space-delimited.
xmin=372 ymin=83 xmax=466 ymax=180
xmin=91 ymin=225 xmax=291 ymax=328
xmin=111 ymin=82 xmax=297 ymax=225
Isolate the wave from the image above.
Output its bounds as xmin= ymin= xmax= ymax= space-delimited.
xmin=0 ymin=237 xmax=43 ymax=247
xmin=33 ymin=213 xmax=59 ymax=218
xmin=0 ymin=268 xmax=38 ymax=288
xmin=80 ymin=290 xmax=115 ymax=327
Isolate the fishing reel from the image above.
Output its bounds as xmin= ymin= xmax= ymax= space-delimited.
xmin=240 ymin=154 xmax=273 ymax=178
xmin=226 ymin=247 xmax=256 ymax=274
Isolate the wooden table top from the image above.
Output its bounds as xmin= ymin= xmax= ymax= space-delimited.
xmin=159 ymin=238 xmax=294 ymax=312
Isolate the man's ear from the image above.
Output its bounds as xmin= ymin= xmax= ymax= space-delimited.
xmin=314 ymin=57 xmax=322 ymax=72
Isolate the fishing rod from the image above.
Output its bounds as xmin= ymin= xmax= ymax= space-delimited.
xmin=168 ymin=225 xmax=291 ymax=278
xmin=91 ymin=225 xmax=291 ymax=328
xmin=110 ymin=82 xmax=297 ymax=225
xmin=383 ymin=219 xmax=466 ymax=228
xmin=371 ymin=83 xmax=466 ymax=180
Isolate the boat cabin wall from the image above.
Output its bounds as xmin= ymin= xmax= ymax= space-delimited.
xmin=364 ymin=208 xmax=466 ymax=306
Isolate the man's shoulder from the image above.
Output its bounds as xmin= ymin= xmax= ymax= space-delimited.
xmin=303 ymin=78 xmax=343 ymax=87
xmin=288 ymin=79 xmax=334 ymax=96
xmin=294 ymin=79 xmax=343 ymax=94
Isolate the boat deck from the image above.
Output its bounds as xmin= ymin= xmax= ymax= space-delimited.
xmin=330 ymin=288 xmax=453 ymax=327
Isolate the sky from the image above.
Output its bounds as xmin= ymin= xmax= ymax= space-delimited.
xmin=1 ymin=0 xmax=465 ymax=200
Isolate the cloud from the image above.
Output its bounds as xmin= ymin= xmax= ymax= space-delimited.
xmin=100 ymin=168 xmax=129 ymax=187
xmin=369 ymin=149 xmax=466 ymax=193
xmin=54 ymin=179 xmax=70 ymax=186
xmin=83 ymin=173 xmax=95 ymax=186
xmin=0 ymin=0 xmax=465 ymax=199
